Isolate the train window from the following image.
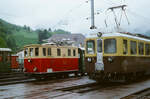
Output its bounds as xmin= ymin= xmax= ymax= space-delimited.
xmin=86 ymin=40 xmax=95 ymax=54
xmin=3 ymin=52 xmax=7 ymax=62
xmin=145 ymin=44 xmax=150 ymax=55
xmin=104 ymin=39 xmax=116 ymax=54
xmin=123 ymin=40 xmax=128 ymax=54
xmin=57 ymin=49 xmax=61 ymax=56
xmin=24 ymin=48 xmax=28 ymax=57
xmin=73 ymin=49 xmax=76 ymax=56
xmin=43 ymin=48 xmax=46 ymax=56
xmin=35 ymin=48 xmax=39 ymax=56
xmin=48 ymin=48 xmax=51 ymax=56
xmin=68 ymin=49 xmax=71 ymax=56
xmin=0 ymin=52 xmax=2 ymax=62
xmin=130 ymin=41 xmax=137 ymax=55
xmin=97 ymin=39 xmax=102 ymax=53
xmin=29 ymin=48 xmax=33 ymax=56
xmin=138 ymin=42 xmax=144 ymax=55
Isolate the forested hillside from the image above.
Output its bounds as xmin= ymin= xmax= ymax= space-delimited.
xmin=0 ymin=18 xmax=70 ymax=52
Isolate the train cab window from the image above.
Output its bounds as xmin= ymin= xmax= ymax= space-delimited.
xmin=68 ymin=49 xmax=71 ymax=56
xmin=145 ymin=44 xmax=150 ymax=55
xmin=130 ymin=41 xmax=137 ymax=55
xmin=35 ymin=48 xmax=39 ymax=56
xmin=57 ymin=49 xmax=61 ymax=56
xmin=43 ymin=48 xmax=46 ymax=56
xmin=86 ymin=40 xmax=95 ymax=54
xmin=138 ymin=42 xmax=144 ymax=55
xmin=48 ymin=48 xmax=51 ymax=56
xmin=104 ymin=39 xmax=116 ymax=54
xmin=73 ymin=49 xmax=76 ymax=56
xmin=123 ymin=40 xmax=128 ymax=54
xmin=97 ymin=39 xmax=102 ymax=53
xmin=24 ymin=48 xmax=28 ymax=57
xmin=29 ymin=48 xmax=33 ymax=56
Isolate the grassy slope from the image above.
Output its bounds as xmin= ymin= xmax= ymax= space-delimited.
xmin=13 ymin=29 xmax=38 ymax=48
xmin=0 ymin=19 xmax=38 ymax=49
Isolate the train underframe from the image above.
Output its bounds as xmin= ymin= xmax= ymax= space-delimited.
xmin=25 ymin=70 xmax=85 ymax=80
xmin=89 ymin=71 xmax=146 ymax=83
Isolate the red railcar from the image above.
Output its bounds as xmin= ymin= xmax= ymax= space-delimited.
xmin=11 ymin=55 xmax=19 ymax=69
xmin=24 ymin=44 xmax=83 ymax=79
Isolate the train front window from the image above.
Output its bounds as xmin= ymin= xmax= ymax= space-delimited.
xmin=138 ymin=42 xmax=144 ymax=55
xmin=145 ymin=44 xmax=150 ymax=55
xmin=29 ymin=48 xmax=33 ymax=56
xmin=57 ymin=49 xmax=61 ymax=56
xmin=123 ymin=40 xmax=128 ymax=54
xmin=48 ymin=48 xmax=51 ymax=56
xmin=130 ymin=41 xmax=137 ymax=55
xmin=35 ymin=48 xmax=39 ymax=56
xmin=73 ymin=49 xmax=76 ymax=56
xmin=97 ymin=39 xmax=102 ymax=53
xmin=86 ymin=40 xmax=95 ymax=54
xmin=68 ymin=49 xmax=71 ymax=56
xmin=104 ymin=39 xmax=116 ymax=54
xmin=24 ymin=48 xmax=28 ymax=57
xmin=43 ymin=48 xmax=46 ymax=56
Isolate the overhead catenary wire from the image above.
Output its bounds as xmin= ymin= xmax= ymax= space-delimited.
xmin=52 ymin=0 xmax=88 ymax=30
xmin=127 ymin=9 xmax=150 ymax=24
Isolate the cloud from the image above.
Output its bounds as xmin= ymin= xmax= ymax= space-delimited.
xmin=0 ymin=0 xmax=150 ymax=34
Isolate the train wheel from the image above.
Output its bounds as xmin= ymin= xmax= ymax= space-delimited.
xmin=63 ymin=74 xmax=69 ymax=78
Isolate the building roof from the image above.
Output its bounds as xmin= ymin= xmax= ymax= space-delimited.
xmin=46 ymin=33 xmax=85 ymax=47
xmin=0 ymin=48 xmax=12 ymax=52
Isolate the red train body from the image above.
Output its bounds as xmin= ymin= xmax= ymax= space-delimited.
xmin=11 ymin=55 xmax=19 ymax=69
xmin=24 ymin=58 xmax=78 ymax=73
xmin=24 ymin=44 xmax=83 ymax=78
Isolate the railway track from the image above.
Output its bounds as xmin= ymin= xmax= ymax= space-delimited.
xmin=121 ymin=88 xmax=150 ymax=99
xmin=0 ymin=73 xmax=86 ymax=86
xmin=0 ymin=72 xmax=36 ymax=86
xmin=55 ymin=81 xmax=123 ymax=94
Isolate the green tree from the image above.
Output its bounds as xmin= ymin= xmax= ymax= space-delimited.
xmin=0 ymin=37 xmax=7 ymax=48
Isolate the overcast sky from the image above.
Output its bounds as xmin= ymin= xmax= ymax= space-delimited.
xmin=0 ymin=0 xmax=150 ymax=34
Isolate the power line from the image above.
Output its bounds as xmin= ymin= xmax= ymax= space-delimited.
xmin=52 ymin=1 xmax=88 ymax=29
xmin=127 ymin=9 xmax=150 ymax=24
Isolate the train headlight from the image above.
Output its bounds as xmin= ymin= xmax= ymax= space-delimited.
xmin=87 ymin=58 xmax=92 ymax=62
xmin=108 ymin=57 xmax=113 ymax=62
xmin=23 ymin=68 xmax=26 ymax=72
xmin=33 ymin=67 xmax=37 ymax=72
xmin=28 ymin=59 xmax=31 ymax=62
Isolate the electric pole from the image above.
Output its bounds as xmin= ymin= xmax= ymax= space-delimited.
xmin=90 ymin=0 xmax=96 ymax=29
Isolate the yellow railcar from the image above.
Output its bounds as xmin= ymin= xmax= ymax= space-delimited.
xmin=85 ymin=32 xmax=150 ymax=82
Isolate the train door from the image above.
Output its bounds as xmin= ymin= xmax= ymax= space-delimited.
xmin=95 ymin=39 xmax=104 ymax=71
